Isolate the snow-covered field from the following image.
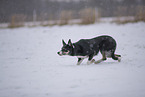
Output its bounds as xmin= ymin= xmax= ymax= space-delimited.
xmin=0 ymin=22 xmax=145 ymax=97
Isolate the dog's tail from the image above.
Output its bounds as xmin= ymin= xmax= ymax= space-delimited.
xmin=115 ymin=54 xmax=121 ymax=57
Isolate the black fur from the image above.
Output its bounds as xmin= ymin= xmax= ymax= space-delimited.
xmin=57 ymin=35 xmax=121 ymax=65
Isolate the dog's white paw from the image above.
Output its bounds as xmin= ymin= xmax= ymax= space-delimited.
xmin=87 ymin=59 xmax=95 ymax=65
xmin=94 ymin=61 xmax=100 ymax=64
xmin=118 ymin=57 xmax=121 ymax=62
xmin=94 ymin=59 xmax=103 ymax=64
xmin=77 ymin=63 xmax=81 ymax=65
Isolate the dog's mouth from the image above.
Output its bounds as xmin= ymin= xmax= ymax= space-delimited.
xmin=57 ymin=51 xmax=70 ymax=56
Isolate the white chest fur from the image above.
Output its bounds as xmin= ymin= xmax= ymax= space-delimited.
xmin=77 ymin=56 xmax=88 ymax=58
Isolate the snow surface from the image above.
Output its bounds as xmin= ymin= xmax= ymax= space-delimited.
xmin=0 ymin=22 xmax=145 ymax=97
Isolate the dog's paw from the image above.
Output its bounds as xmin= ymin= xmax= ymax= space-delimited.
xmin=94 ymin=61 xmax=100 ymax=64
xmin=94 ymin=60 xmax=103 ymax=64
xmin=87 ymin=59 xmax=95 ymax=65
xmin=77 ymin=63 xmax=81 ymax=65
xmin=91 ymin=59 xmax=95 ymax=63
xmin=118 ymin=57 xmax=121 ymax=62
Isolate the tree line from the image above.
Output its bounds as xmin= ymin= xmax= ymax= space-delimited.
xmin=0 ymin=0 xmax=145 ymax=23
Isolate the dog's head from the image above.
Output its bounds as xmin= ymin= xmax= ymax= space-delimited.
xmin=57 ymin=39 xmax=73 ymax=56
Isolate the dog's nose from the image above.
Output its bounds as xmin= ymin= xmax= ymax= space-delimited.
xmin=57 ymin=52 xmax=60 ymax=55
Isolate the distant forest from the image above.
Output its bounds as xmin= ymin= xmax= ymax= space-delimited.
xmin=0 ymin=0 xmax=145 ymax=23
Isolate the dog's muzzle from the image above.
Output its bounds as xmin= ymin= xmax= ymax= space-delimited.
xmin=57 ymin=51 xmax=70 ymax=56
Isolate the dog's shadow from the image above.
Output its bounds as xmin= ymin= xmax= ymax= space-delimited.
xmin=63 ymin=60 xmax=121 ymax=67
xmin=75 ymin=61 xmax=120 ymax=66
xmin=93 ymin=61 xmax=120 ymax=65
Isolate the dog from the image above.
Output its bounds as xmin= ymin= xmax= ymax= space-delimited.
xmin=57 ymin=35 xmax=121 ymax=65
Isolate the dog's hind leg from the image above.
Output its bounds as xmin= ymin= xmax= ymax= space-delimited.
xmin=115 ymin=54 xmax=121 ymax=57
xmin=112 ymin=53 xmax=121 ymax=62
xmin=94 ymin=52 xmax=107 ymax=64
xmin=77 ymin=58 xmax=84 ymax=65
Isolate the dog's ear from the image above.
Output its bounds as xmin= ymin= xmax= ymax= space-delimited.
xmin=62 ymin=39 xmax=66 ymax=46
xmin=68 ymin=39 xmax=72 ymax=46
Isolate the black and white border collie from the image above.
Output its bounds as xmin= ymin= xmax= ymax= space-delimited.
xmin=57 ymin=35 xmax=121 ymax=65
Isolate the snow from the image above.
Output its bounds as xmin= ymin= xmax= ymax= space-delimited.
xmin=0 ymin=22 xmax=145 ymax=97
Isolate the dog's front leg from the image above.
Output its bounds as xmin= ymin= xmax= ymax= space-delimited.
xmin=87 ymin=54 xmax=95 ymax=65
xmin=77 ymin=58 xmax=84 ymax=65
xmin=94 ymin=52 xmax=107 ymax=64
xmin=87 ymin=59 xmax=95 ymax=65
